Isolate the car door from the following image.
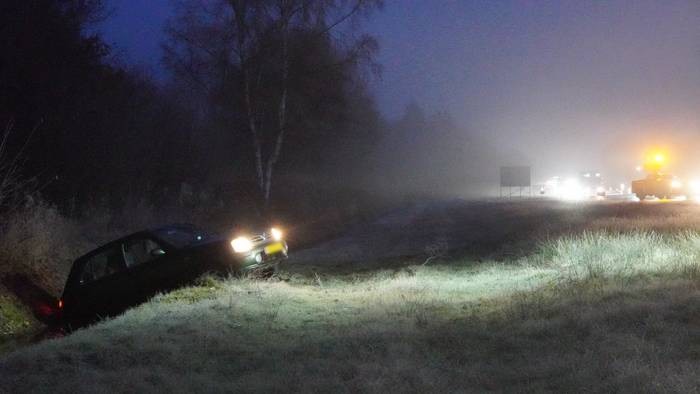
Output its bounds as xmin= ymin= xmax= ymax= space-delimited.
xmin=122 ymin=236 xmax=193 ymax=301
xmin=70 ymin=242 xmax=134 ymax=319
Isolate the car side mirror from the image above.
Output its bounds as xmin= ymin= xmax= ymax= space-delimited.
xmin=150 ymin=248 xmax=166 ymax=257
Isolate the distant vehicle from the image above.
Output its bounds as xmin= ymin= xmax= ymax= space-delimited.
xmin=57 ymin=224 xmax=288 ymax=325
xmin=632 ymin=174 xmax=684 ymax=200
xmin=579 ymin=171 xmax=606 ymax=197
xmin=539 ymin=173 xmax=606 ymax=200
xmin=631 ymin=152 xmax=685 ymax=200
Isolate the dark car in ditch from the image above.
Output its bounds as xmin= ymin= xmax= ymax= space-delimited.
xmin=57 ymin=224 xmax=288 ymax=325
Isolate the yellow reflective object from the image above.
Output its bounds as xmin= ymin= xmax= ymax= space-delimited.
xmin=264 ymin=242 xmax=285 ymax=255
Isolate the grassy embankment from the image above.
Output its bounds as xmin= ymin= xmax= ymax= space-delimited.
xmin=0 ymin=287 xmax=38 ymax=353
xmin=3 ymin=222 xmax=700 ymax=392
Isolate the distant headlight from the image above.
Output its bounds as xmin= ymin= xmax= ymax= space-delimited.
xmin=231 ymin=237 xmax=253 ymax=253
xmin=690 ymin=180 xmax=700 ymax=193
xmin=671 ymin=180 xmax=682 ymax=189
xmin=270 ymin=227 xmax=283 ymax=241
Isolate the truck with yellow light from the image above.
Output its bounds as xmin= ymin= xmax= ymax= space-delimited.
xmin=631 ymin=174 xmax=683 ymax=200
xmin=631 ymin=152 xmax=685 ymax=200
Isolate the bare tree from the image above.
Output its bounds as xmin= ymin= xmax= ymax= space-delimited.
xmin=165 ymin=0 xmax=381 ymax=207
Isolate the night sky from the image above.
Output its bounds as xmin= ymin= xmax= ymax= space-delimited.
xmin=100 ymin=0 xmax=700 ymax=184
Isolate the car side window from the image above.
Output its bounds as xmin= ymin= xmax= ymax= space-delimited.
xmin=123 ymin=238 xmax=164 ymax=268
xmin=80 ymin=245 xmax=126 ymax=284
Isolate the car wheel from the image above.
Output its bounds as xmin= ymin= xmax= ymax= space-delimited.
xmin=248 ymin=263 xmax=279 ymax=279
xmin=262 ymin=263 xmax=279 ymax=279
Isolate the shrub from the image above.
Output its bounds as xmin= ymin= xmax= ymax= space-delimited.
xmin=0 ymin=198 xmax=89 ymax=295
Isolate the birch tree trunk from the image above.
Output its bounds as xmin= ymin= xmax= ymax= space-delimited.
xmin=230 ymin=0 xmax=375 ymax=209
xmin=263 ymin=6 xmax=290 ymax=205
xmin=232 ymin=2 xmax=266 ymax=197
xmin=244 ymin=68 xmax=265 ymax=194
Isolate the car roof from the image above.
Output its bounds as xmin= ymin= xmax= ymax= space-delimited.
xmin=75 ymin=231 xmax=149 ymax=261
xmin=74 ymin=224 xmax=200 ymax=262
xmin=149 ymin=223 xmax=197 ymax=233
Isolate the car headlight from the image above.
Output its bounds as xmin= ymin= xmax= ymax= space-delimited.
xmin=690 ymin=180 xmax=700 ymax=193
xmin=231 ymin=237 xmax=253 ymax=253
xmin=671 ymin=180 xmax=682 ymax=189
xmin=270 ymin=227 xmax=283 ymax=241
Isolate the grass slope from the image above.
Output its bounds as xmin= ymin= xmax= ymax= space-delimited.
xmin=2 ymin=231 xmax=700 ymax=392
xmin=0 ymin=286 xmax=40 ymax=354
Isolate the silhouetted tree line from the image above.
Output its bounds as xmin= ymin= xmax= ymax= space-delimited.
xmin=0 ymin=0 xmax=385 ymax=215
xmin=380 ymin=102 xmax=470 ymax=196
xmin=1 ymin=0 xmax=197 ymax=211
xmin=2 ymin=0 xmax=487 ymax=221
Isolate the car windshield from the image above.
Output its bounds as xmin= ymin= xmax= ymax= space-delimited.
xmin=153 ymin=226 xmax=210 ymax=249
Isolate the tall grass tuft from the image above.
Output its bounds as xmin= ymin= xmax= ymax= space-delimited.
xmin=529 ymin=231 xmax=700 ymax=282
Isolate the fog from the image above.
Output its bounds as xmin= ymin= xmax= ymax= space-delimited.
xmin=1 ymin=0 xmax=696 ymax=220
xmin=96 ymin=0 xmax=700 ymax=199
xmin=366 ymin=0 xmax=700 ymax=192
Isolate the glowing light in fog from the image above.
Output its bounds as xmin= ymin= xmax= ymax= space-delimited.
xmin=691 ymin=180 xmax=700 ymax=192
xmin=543 ymin=176 xmax=595 ymax=200
xmin=231 ymin=237 xmax=253 ymax=253
xmin=270 ymin=228 xmax=283 ymax=241
xmin=560 ymin=178 xmax=584 ymax=200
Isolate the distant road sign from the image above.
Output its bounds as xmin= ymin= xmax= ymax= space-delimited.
xmin=500 ymin=166 xmax=531 ymax=187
